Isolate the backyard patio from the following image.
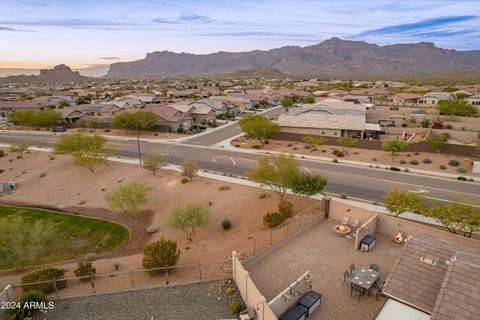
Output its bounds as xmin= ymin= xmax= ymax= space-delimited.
xmin=246 ymin=219 xmax=404 ymax=320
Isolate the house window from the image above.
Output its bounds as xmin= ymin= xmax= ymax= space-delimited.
xmin=333 ymin=129 xmax=340 ymax=137
xmin=321 ymin=128 xmax=326 ymax=135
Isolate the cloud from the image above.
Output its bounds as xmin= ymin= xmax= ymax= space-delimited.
xmin=413 ymin=29 xmax=477 ymax=38
xmin=97 ymin=57 xmax=122 ymax=60
xmin=152 ymin=13 xmax=213 ymax=24
xmin=357 ymin=15 xmax=478 ymax=37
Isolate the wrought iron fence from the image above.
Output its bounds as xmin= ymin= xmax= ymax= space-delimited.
xmin=10 ymin=261 xmax=226 ymax=300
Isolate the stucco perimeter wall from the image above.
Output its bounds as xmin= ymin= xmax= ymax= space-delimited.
xmin=329 ymin=199 xmax=377 ymax=225
xmin=232 ymin=251 xmax=277 ymax=320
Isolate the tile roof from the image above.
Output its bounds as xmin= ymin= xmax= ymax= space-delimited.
xmin=431 ymin=252 xmax=480 ymax=320
xmin=277 ymin=100 xmax=366 ymax=131
xmin=383 ymin=233 xmax=480 ymax=316
xmin=142 ymin=104 xmax=192 ymax=122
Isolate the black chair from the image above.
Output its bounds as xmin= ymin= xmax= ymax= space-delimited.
xmin=349 ymin=263 xmax=356 ymax=276
xmin=343 ymin=270 xmax=353 ymax=285
xmin=369 ymin=279 xmax=385 ymax=301
xmin=350 ymin=284 xmax=364 ymax=301
xmin=370 ymin=263 xmax=380 ymax=272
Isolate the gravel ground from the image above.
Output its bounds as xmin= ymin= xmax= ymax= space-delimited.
xmin=33 ymin=280 xmax=242 ymax=320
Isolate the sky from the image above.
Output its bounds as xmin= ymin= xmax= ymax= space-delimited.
xmin=0 ymin=0 xmax=479 ymax=75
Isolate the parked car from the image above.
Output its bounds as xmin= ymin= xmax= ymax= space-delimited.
xmin=192 ymin=123 xmax=207 ymax=130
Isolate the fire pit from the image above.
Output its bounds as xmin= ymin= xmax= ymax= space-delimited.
xmin=333 ymin=224 xmax=351 ymax=236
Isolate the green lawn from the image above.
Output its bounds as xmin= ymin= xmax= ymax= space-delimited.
xmin=0 ymin=206 xmax=130 ymax=270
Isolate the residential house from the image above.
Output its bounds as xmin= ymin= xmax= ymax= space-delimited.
xmin=58 ymin=107 xmax=84 ymax=123
xmin=142 ymin=104 xmax=193 ymax=132
xmin=465 ymin=94 xmax=480 ymax=108
xmin=189 ymin=99 xmax=234 ymax=116
xmin=170 ymin=102 xmax=215 ymax=122
xmin=384 ymin=93 xmax=422 ymax=107
xmin=277 ymin=99 xmax=381 ymax=139
xmin=377 ymin=233 xmax=480 ymax=320
xmin=418 ymin=92 xmax=455 ymax=105
xmin=113 ymin=95 xmax=144 ymax=108
xmin=79 ymin=103 xmax=122 ymax=116
xmin=0 ymin=101 xmax=49 ymax=112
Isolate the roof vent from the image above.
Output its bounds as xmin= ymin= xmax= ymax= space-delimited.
xmin=420 ymin=256 xmax=437 ymax=266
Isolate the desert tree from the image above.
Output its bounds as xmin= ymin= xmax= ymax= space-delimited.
xmin=142 ymin=154 xmax=167 ymax=175
xmin=384 ymin=189 xmax=427 ymax=217
xmin=181 ymin=160 xmax=199 ymax=182
xmin=381 ymin=139 xmax=408 ymax=161
xmin=238 ymin=115 xmax=279 ymax=147
xmin=10 ymin=141 xmax=31 ymax=159
xmin=54 ymin=133 xmax=114 ymax=174
xmin=142 ymin=238 xmax=180 ymax=274
xmin=336 ymin=137 xmax=357 ymax=155
xmin=167 ymin=202 xmax=210 ymax=241
xmin=280 ymin=95 xmax=294 ymax=108
xmin=303 ymin=136 xmax=325 ymax=148
xmin=0 ymin=218 xmax=57 ymax=271
xmin=104 ymin=181 xmax=153 ymax=215
xmin=248 ymin=153 xmax=299 ymax=202
xmin=291 ymin=172 xmax=327 ymax=197
xmin=80 ymin=115 xmax=100 ymax=131
xmin=427 ymin=135 xmax=446 ymax=154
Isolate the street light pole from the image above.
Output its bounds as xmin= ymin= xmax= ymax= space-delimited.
xmin=135 ymin=119 xmax=142 ymax=164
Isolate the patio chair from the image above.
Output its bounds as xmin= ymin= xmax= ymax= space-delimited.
xmin=239 ymin=307 xmax=255 ymax=320
xmin=342 ymin=216 xmax=350 ymax=225
xmin=369 ymin=280 xmax=385 ymax=301
xmin=349 ymin=263 xmax=356 ymax=276
xmin=370 ymin=263 xmax=380 ymax=272
xmin=343 ymin=270 xmax=353 ymax=285
xmin=350 ymin=284 xmax=364 ymax=301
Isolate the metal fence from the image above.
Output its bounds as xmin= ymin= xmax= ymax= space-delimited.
xmin=10 ymin=261 xmax=226 ymax=300
xmin=235 ymin=203 xmax=324 ymax=260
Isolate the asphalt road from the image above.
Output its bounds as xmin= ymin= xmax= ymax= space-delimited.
xmin=1 ymin=132 xmax=479 ymax=205
xmin=181 ymin=107 xmax=286 ymax=146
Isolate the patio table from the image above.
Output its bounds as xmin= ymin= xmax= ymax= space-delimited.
xmin=350 ymin=267 xmax=379 ymax=291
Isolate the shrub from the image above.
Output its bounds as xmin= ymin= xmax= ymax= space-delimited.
xmin=439 ymin=165 xmax=447 ymax=170
xmin=457 ymin=167 xmax=467 ymax=173
xmin=85 ymin=253 xmax=97 ymax=261
xmin=304 ymin=145 xmax=311 ymax=149
xmin=404 ymin=169 xmax=409 ymax=172
xmin=38 ymin=172 xmax=46 ymax=178
xmin=259 ymin=192 xmax=271 ymax=199
xmin=457 ymin=176 xmax=467 ymax=181
xmin=147 ymin=225 xmax=159 ymax=234
xmin=176 ymin=127 xmax=184 ymax=133
xmin=422 ymin=159 xmax=432 ymax=164
xmin=222 ymin=218 xmax=232 ymax=230
xmin=229 ymin=299 xmax=242 ymax=316
xmin=219 ymin=186 xmax=231 ymax=191
xmin=263 ymin=212 xmax=286 ymax=228
xmin=332 ymin=149 xmax=339 ymax=155
xmin=264 ymin=140 xmax=269 ymax=145
xmin=73 ymin=261 xmax=96 ymax=281
xmin=448 ymin=160 xmax=460 ymax=167
xmin=21 ymin=268 xmax=67 ymax=293
xmin=390 ymin=167 xmax=401 ymax=171
xmin=292 ymin=147 xmax=298 ymax=150
xmin=445 ymin=124 xmax=453 ymax=129
xmin=251 ymin=145 xmax=262 ymax=149
xmin=113 ymin=262 xmax=121 ymax=270
xmin=399 ymin=160 xmax=406 ymax=164
xmin=226 ymin=287 xmax=234 ymax=295
xmin=372 ymin=158 xmax=377 ymax=161
xmin=5 ymin=290 xmax=48 ymax=320
xmin=409 ymin=160 xmax=419 ymax=165
xmin=0 ymin=150 xmax=4 ymax=157
xmin=278 ymin=201 xmax=293 ymax=218
xmin=142 ymin=238 xmax=180 ymax=274
xmin=414 ymin=152 xmax=419 ymax=155
xmin=181 ymin=177 xmax=189 ymax=184
xmin=335 ymin=150 xmax=344 ymax=157
xmin=340 ymin=193 xmax=347 ymax=199
xmin=332 ymin=158 xmax=338 ymax=163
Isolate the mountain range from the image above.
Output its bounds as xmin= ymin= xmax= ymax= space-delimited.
xmin=105 ymin=38 xmax=480 ymax=78
xmin=2 ymin=38 xmax=480 ymax=83
xmin=0 ymin=64 xmax=88 ymax=83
